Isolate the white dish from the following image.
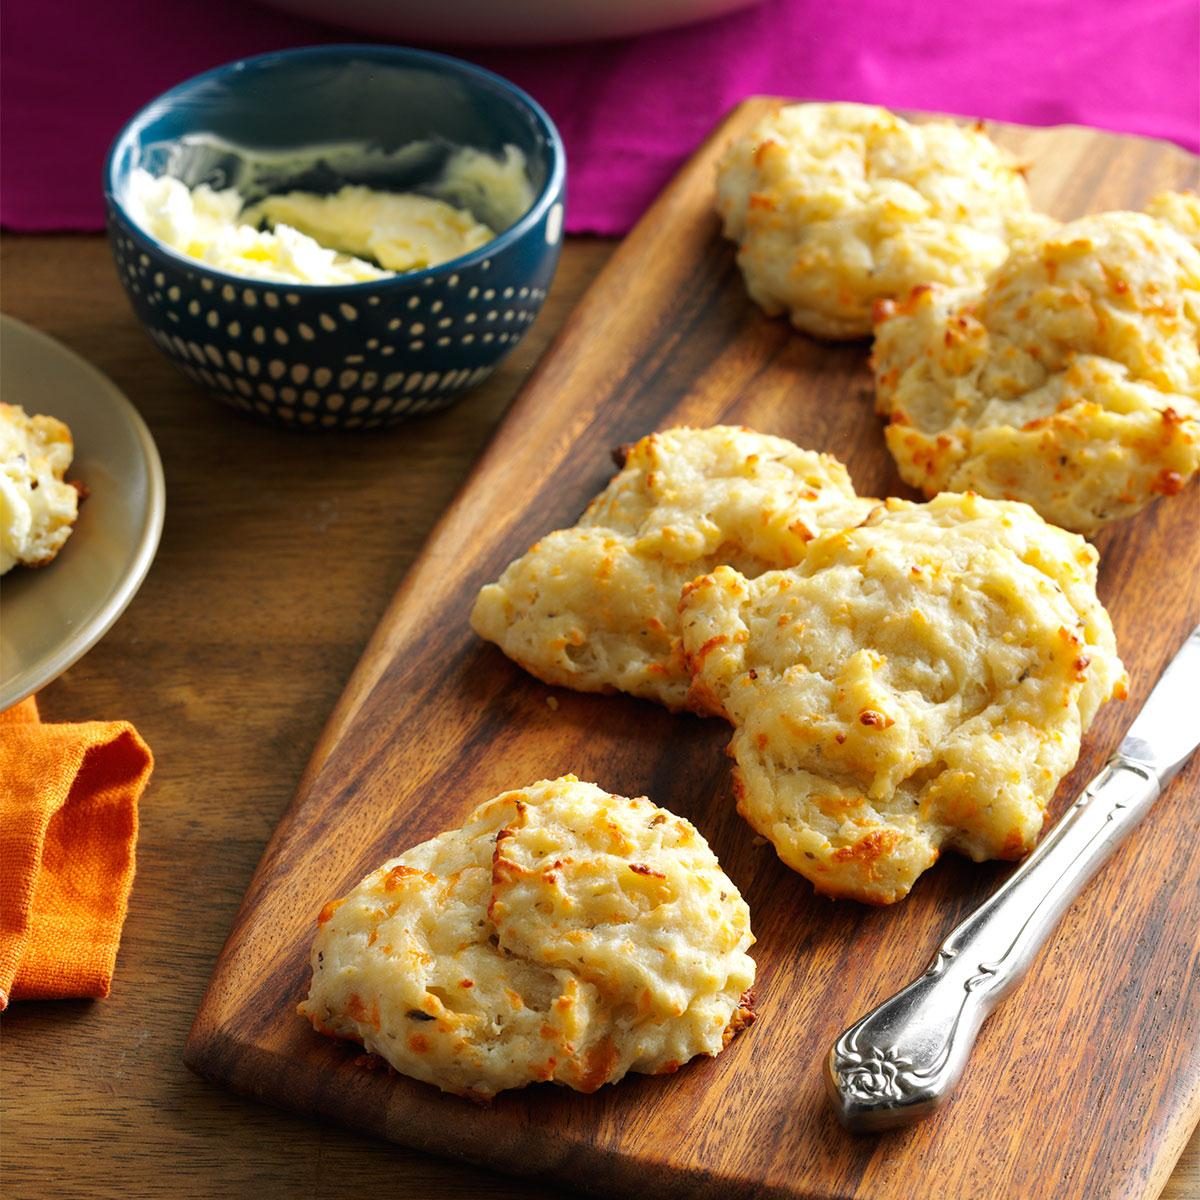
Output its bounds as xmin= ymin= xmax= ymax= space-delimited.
xmin=256 ymin=0 xmax=763 ymax=45
xmin=0 ymin=315 xmax=165 ymax=710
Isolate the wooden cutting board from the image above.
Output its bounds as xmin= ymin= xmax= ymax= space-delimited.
xmin=186 ymin=100 xmax=1200 ymax=1200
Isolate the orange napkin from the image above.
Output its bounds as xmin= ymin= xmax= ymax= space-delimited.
xmin=0 ymin=695 xmax=152 ymax=1010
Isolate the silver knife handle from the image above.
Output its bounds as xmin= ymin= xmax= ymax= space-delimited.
xmin=826 ymin=755 xmax=1160 ymax=1133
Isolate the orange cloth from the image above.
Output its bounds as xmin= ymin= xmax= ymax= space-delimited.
xmin=0 ymin=695 xmax=152 ymax=1010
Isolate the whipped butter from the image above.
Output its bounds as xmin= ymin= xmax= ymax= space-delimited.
xmin=126 ymin=170 xmax=390 ymax=285
xmin=432 ymin=145 xmax=535 ymax=233
xmin=247 ymin=187 xmax=494 ymax=273
xmin=125 ymin=143 xmax=533 ymax=286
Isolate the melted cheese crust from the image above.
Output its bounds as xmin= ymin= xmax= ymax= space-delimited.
xmin=0 ymin=403 xmax=80 ymax=575
xmin=299 ymin=777 xmax=755 ymax=1099
xmin=715 ymin=103 xmax=1038 ymax=339
xmin=471 ymin=426 xmax=876 ymax=710
xmin=679 ymin=493 xmax=1125 ymax=904
xmin=874 ymin=201 xmax=1200 ymax=533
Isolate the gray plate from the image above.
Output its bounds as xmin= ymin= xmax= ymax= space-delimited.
xmin=0 ymin=315 xmax=165 ymax=709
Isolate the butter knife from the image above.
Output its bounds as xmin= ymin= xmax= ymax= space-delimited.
xmin=826 ymin=623 xmax=1200 ymax=1133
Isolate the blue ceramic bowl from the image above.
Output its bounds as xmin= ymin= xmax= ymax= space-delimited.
xmin=104 ymin=45 xmax=565 ymax=429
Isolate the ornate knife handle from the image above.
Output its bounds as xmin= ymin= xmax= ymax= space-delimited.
xmin=825 ymin=755 xmax=1160 ymax=1133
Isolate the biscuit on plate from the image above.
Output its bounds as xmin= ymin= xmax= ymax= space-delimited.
xmin=873 ymin=201 xmax=1200 ymax=534
xmin=0 ymin=402 xmax=81 ymax=575
xmin=679 ymin=493 xmax=1126 ymax=904
xmin=299 ymin=776 xmax=756 ymax=1100
xmin=715 ymin=103 xmax=1039 ymax=339
xmin=471 ymin=426 xmax=876 ymax=710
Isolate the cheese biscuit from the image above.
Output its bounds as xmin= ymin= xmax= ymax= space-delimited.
xmin=1146 ymin=189 xmax=1200 ymax=250
xmin=715 ymin=103 xmax=1038 ymax=339
xmin=471 ymin=426 xmax=876 ymax=710
xmin=679 ymin=493 xmax=1125 ymax=904
xmin=299 ymin=776 xmax=756 ymax=1099
xmin=874 ymin=202 xmax=1200 ymax=533
xmin=0 ymin=403 xmax=81 ymax=575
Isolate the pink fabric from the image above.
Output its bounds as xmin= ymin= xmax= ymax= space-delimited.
xmin=3 ymin=0 xmax=1197 ymax=236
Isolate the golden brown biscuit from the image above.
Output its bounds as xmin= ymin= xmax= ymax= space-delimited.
xmin=299 ymin=776 xmax=756 ymax=1099
xmin=1146 ymin=189 xmax=1200 ymax=250
xmin=715 ymin=103 xmax=1038 ymax=339
xmin=679 ymin=493 xmax=1126 ymax=904
xmin=873 ymin=203 xmax=1200 ymax=533
xmin=0 ymin=402 xmax=80 ymax=575
xmin=471 ymin=426 xmax=876 ymax=710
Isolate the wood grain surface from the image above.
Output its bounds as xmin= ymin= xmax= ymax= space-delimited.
xmin=180 ymin=102 xmax=1200 ymax=1199
xmin=1 ymin=106 xmax=1196 ymax=1200
xmin=1 ymin=230 xmax=609 ymax=1200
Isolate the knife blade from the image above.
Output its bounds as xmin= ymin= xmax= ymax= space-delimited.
xmin=825 ymin=623 xmax=1200 ymax=1133
xmin=1117 ymin=625 xmax=1200 ymax=784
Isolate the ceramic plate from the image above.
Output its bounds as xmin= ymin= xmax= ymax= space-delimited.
xmin=0 ymin=315 xmax=165 ymax=710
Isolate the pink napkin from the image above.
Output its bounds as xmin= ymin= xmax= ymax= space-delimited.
xmin=2 ymin=0 xmax=1196 ymax=237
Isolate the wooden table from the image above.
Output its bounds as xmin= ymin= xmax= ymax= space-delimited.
xmin=1 ymin=235 xmax=1196 ymax=1200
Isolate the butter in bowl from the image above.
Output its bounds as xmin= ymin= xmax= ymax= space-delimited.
xmin=104 ymin=45 xmax=566 ymax=430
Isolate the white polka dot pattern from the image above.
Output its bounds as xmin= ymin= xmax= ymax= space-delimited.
xmin=107 ymin=196 xmax=560 ymax=429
